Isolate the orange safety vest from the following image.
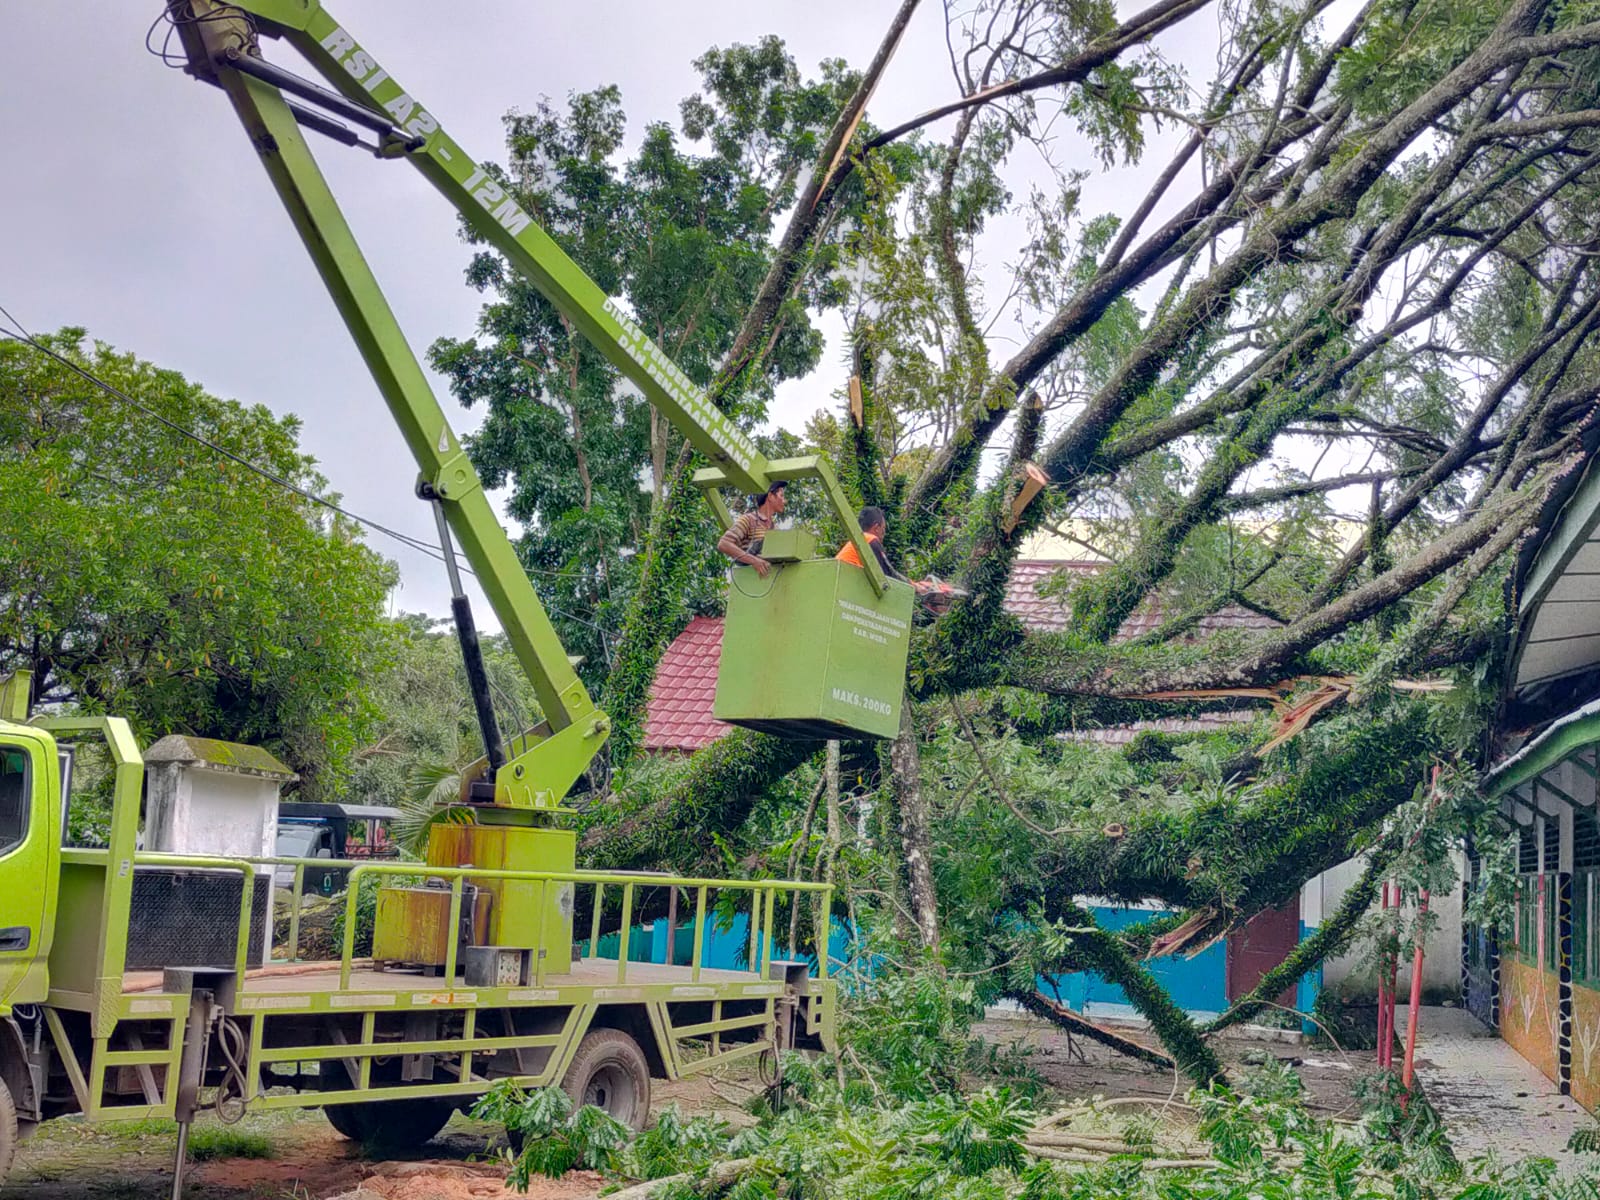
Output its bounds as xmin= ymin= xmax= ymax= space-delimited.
xmin=836 ymin=532 xmax=879 ymax=568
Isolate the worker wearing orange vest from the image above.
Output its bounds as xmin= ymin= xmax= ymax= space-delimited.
xmin=836 ymin=506 xmax=909 ymax=583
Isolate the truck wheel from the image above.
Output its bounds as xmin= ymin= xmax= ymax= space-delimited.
xmin=320 ymin=1064 xmax=454 ymax=1148
xmin=0 ymin=1076 xmax=16 ymax=1180
xmin=321 ymin=1100 xmax=368 ymax=1142
xmin=562 ymin=1028 xmax=650 ymax=1131
xmin=323 ymin=1095 xmax=454 ymax=1148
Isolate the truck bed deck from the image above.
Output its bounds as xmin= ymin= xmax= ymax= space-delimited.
xmin=122 ymin=958 xmax=778 ymax=1000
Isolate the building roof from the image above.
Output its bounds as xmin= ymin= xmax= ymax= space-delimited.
xmin=642 ymin=616 xmax=733 ymax=753
xmin=1002 ymin=560 xmax=1278 ymax=642
xmin=1507 ymin=419 xmax=1600 ymax=709
xmin=643 ymin=564 xmax=1281 ymax=753
xmin=143 ymin=734 xmax=297 ymax=780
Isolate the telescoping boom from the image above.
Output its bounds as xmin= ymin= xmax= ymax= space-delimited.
xmin=169 ymin=0 xmax=914 ymax=808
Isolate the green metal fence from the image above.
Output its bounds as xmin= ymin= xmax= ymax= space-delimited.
xmin=1575 ymin=868 xmax=1600 ymax=987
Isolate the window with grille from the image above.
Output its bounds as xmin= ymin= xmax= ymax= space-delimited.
xmin=1576 ymin=809 xmax=1600 ymax=870
xmin=1513 ymin=874 xmax=1558 ymax=969
xmin=1520 ymin=824 xmax=1539 ymax=873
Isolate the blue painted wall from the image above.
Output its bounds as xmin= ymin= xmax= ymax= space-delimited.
xmin=1041 ymin=902 xmax=1230 ymax=1018
xmin=579 ymin=913 xmax=850 ymax=976
xmin=595 ymin=902 xmax=1320 ymax=1033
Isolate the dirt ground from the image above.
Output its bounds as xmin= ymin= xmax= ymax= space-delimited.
xmin=976 ymin=1011 xmax=1372 ymax=1120
xmin=0 ymin=1017 xmax=1373 ymax=1200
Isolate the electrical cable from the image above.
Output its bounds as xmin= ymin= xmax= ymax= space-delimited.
xmin=0 ymin=315 xmax=453 ymax=568
xmin=146 ymin=3 xmax=258 ymax=70
xmin=212 ymin=1013 xmax=250 ymax=1123
xmin=1 ymin=310 xmax=623 ymax=690
xmin=729 ymin=561 xmax=783 ymax=599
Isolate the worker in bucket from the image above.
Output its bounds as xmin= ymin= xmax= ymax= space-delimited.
xmin=837 ymin=506 xmax=967 ymax=614
xmin=717 ymin=479 xmax=787 ymax=578
xmin=836 ymin=506 xmax=910 ymax=583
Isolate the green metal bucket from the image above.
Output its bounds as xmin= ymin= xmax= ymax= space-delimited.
xmin=714 ymin=559 xmax=914 ymax=740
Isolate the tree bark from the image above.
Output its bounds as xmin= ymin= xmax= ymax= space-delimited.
xmin=888 ymin=705 xmax=940 ymax=954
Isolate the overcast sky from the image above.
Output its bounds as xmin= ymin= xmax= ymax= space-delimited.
xmin=0 ymin=1 xmax=1219 ymax=627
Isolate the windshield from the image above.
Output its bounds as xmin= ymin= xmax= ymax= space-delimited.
xmin=276 ymin=824 xmax=322 ymax=858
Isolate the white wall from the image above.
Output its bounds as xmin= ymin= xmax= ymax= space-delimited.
xmin=1308 ymin=853 xmax=1464 ymax=1000
xmin=145 ymin=763 xmax=279 ymax=859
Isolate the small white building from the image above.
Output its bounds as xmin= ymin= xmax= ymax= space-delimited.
xmin=1309 ymin=855 xmax=1466 ymax=1000
xmin=143 ymin=734 xmax=297 ymax=859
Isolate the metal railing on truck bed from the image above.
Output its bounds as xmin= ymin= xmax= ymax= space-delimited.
xmin=235 ymin=855 xmax=831 ymax=989
xmin=34 ymin=716 xmax=834 ymax=1122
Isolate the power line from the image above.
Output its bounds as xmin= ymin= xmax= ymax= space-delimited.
xmin=0 ymin=312 xmax=451 ymax=565
xmin=0 ymin=306 xmax=617 ymax=657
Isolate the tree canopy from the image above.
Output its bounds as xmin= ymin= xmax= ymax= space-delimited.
xmin=427 ymin=41 xmax=881 ymax=688
xmin=0 ymin=330 xmax=398 ymax=798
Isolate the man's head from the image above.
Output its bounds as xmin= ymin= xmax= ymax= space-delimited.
xmin=857 ymin=506 xmax=887 ymax=538
xmin=757 ymin=479 xmax=787 ymax=514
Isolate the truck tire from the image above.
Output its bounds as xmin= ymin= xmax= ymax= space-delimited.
xmin=321 ymin=1099 xmax=368 ymax=1142
xmin=561 ymin=1028 xmax=650 ymax=1131
xmin=0 ymin=1076 xmax=16 ymax=1181
xmin=319 ymin=1064 xmax=454 ymax=1148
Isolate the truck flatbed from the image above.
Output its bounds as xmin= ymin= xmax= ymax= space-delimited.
xmin=122 ymin=958 xmax=784 ymax=1000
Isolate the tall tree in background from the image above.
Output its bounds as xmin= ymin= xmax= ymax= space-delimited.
xmin=0 ymin=330 xmax=398 ymax=799
xmin=429 ymin=41 xmax=878 ymax=686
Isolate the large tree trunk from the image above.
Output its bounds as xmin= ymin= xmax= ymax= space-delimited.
xmin=888 ymin=705 xmax=940 ymax=954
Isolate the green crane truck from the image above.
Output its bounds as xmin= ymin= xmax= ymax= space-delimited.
xmin=0 ymin=684 xmax=834 ymax=1186
xmin=0 ymin=1 xmax=922 ymax=1189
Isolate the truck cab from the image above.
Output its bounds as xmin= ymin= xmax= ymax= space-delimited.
xmin=0 ymin=717 xmax=59 ymax=1015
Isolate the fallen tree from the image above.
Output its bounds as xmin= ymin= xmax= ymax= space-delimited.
xmin=441 ymin=0 xmax=1600 ymax=1076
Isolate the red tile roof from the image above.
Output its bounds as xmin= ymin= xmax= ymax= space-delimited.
xmin=1003 ymin=560 xmax=1278 ymax=642
xmin=642 ymin=616 xmax=734 ymax=754
xmin=643 ymin=563 xmax=1281 ymax=752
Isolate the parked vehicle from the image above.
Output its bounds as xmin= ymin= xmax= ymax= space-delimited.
xmin=273 ymin=802 xmax=401 ymax=893
xmin=0 ymin=702 xmax=834 ymax=1186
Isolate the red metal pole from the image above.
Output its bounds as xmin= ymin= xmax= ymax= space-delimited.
xmin=1402 ymin=889 xmax=1430 ymax=1094
xmin=1378 ymin=882 xmax=1393 ymax=1067
xmin=1385 ymin=885 xmax=1401 ymax=1069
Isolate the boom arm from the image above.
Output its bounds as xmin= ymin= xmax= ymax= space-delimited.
xmin=171 ymin=1 xmax=885 ymax=806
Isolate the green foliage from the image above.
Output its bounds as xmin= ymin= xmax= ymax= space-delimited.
xmin=628 ymin=1103 xmax=735 ymax=1182
xmin=429 ymin=41 xmax=855 ymax=688
xmin=470 ymin=1084 xmax=628 ymax=1186
xmin=345 ymin=613 xmax=543 ymax=842
xmin=0 ymin=330 xmax=398 ymax=798
xmin=183 ymin=1126 xmax=273 ymax=1161
xmin=1465 ymin=828 xmax=1521 ymax=936
xmin=837 ymin=969 xmax=987 ymax=1100
xmin=476 ymin=1047 xmax=1600 ymax=1199
xmin=1569 ymin=1127 xmax=1600 ymax=1155
xmin=1334 ymin=0 xmax=1507 ymax=116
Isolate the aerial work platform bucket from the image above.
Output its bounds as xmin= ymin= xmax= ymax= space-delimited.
xmin=714 ymin=557 xmax=915 ymax=740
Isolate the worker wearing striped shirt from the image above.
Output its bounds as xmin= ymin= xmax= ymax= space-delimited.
xmin=716 ymin=480 xmax=787 ymax=578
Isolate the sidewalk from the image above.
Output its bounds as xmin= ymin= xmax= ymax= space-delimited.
xmin=1397 ymin=1005 xmax=1597 ymax=1168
